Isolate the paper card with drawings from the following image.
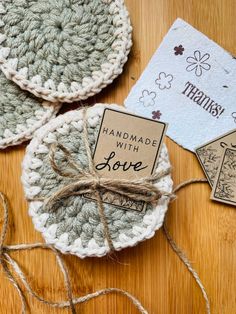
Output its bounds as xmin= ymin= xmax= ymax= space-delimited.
xmin=211 ymin=148 xmax=236 ymax=207
xmin=195 ymin=129 xmax=236 ymax=186
xmin=124 ymin=18 xmax=236 ymax=152
xmin=86 ymin=108 xmax=167 ymax=211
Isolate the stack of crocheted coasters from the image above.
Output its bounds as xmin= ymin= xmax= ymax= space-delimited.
xmin=22 ymin=104 xmax=173 ymax=258
xmin=0 ymin=0 xmax=132 ymax=149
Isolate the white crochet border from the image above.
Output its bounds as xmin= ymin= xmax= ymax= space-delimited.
xmin=0 ymin=0 xmax=132 ymax=103
xmin=0 ymin=101 xmax=61 ymax=149
xmin=22 ymin=104 xmax=173 ymax=258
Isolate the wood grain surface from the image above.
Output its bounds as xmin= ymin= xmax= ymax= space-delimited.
xmin=0 ymin=1 xmax=236 ymax=313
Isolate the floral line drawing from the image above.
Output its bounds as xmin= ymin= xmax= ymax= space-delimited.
xmin=232 ymin=112 xmax=236 ymax=124
xmin=86 ymin=191 xmax=144 ymax=211
xmin=197 ymin=146 xmax=221 ymax=185
xmin=155 ymin=72 xmax=173 ymax=90
xmin=139 ymin=90 xmax=156 ymax=107
xmin=174 ymin=45 xmax=184 ymax=55
xmin=214 ymin=149 xmax=236 ymax=201
xmin=152 ymin=110 xmax=162 ymax=120
xmin=102 ymin=191 xmax=144 ymax=211
xmin=186 ymin=50 xmax=211 ymax=77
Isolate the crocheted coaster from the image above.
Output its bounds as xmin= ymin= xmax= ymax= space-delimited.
xmin=0 ymin=0 xmax=132 ymax=103
xmin=0 ymin=70 xmax=61 ymax=149
xmin=22 ymin=104 xmax=173 ymax=258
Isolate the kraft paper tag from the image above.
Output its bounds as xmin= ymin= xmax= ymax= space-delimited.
xmin=195 ymin=129 xmax=236 ymax=186
xmin=88 ymin=108 xmax=167 ymax=211
xmin=125 ymin=18 xmax=236 ymax=152
xmin=211 ymin=148 xmax=236 ymax=207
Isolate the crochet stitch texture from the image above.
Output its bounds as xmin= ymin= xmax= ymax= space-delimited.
xmin=0 ymin=70 xmax=61 ymax=149
xmin=22 ymin=104 xmax=173 ymax=258
xmin=0 ymin=0 xmax=132 ymax=103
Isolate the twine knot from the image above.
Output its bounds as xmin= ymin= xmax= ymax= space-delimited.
xmin=92 ymin=177 xmax=100 ymax=190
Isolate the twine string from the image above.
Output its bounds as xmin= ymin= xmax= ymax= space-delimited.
xmin=82 ymin=112 xmax=115 ymax=252
xmin=173 ymin=177 xmax=208 ymax=193
xmin=163 ymin=222 xmax=210 ymax=314
xmin=166 ymin=177 xmax=210 ymax=314
xmin=0 ymin=192 xmax=27 ymax=314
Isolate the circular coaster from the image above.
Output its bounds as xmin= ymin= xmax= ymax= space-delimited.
xmin=22 ymin=104 xmax=173 ymax=258
xmin=0 ymin=0 xmax=132 ymax=103
xmin=0 ymin=71 xmax=61 ymax=149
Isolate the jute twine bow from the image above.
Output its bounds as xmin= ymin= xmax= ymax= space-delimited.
xmin=32 ymin=108 xmax=172 ymax=252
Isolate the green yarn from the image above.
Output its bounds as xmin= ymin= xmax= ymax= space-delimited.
xmin=0 ymin=71 xmax=48 ymax=140
xmin=2 ymin=0 xmax=116 ymax=87
xmin=0 ymin=69 xmax=60 ymax=149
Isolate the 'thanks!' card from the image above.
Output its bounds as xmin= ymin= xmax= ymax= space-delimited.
xmin=125 ymin=18 xmax=236 ymax=152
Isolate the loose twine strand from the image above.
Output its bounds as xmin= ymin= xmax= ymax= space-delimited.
xmin=164 ymin=178 xmax=210 ymax=314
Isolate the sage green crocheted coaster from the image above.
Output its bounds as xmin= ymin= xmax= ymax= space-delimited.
xmin=0 ymin=70 xmax=61 ymax=149
xmin=22 ymin=104 xmax=173 ymax=258
xmin=0 ymin=0 xmax=132 ymax=103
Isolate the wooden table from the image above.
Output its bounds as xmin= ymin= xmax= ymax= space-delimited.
xmin=0 ymin=1 xmax=236 ymax=313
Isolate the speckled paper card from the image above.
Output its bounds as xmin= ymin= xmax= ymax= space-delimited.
xmin=195 ymin=129 xmax=236 ymax=186
xmin=211 ymin=148 xmax=236 ymax=207
xmin=125 ymin=18 xmax=236 ymax=151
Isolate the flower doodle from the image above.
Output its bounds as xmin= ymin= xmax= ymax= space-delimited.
xmin=152 ymin=110 xmax=162 ymax=120
xmin=139 ymin=90 xmax=156 ymax=107
xmin=174 ymin=45 xmax=184 ymax=55
xmin=155 ymin=72 xmax=173 ymax=90
xmin=186 ymin=50 xmax=211 ymax=77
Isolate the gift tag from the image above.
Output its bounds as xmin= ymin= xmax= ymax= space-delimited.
xmin=125 ymin=18 xmax=236 ymax=152
xmin=90 ymin=108 xmax=168 ymax=211
xmin=195 ymin=129 xmax=236 ymax=186
xmin=211 ymin=148 xmax=236 ymax=207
